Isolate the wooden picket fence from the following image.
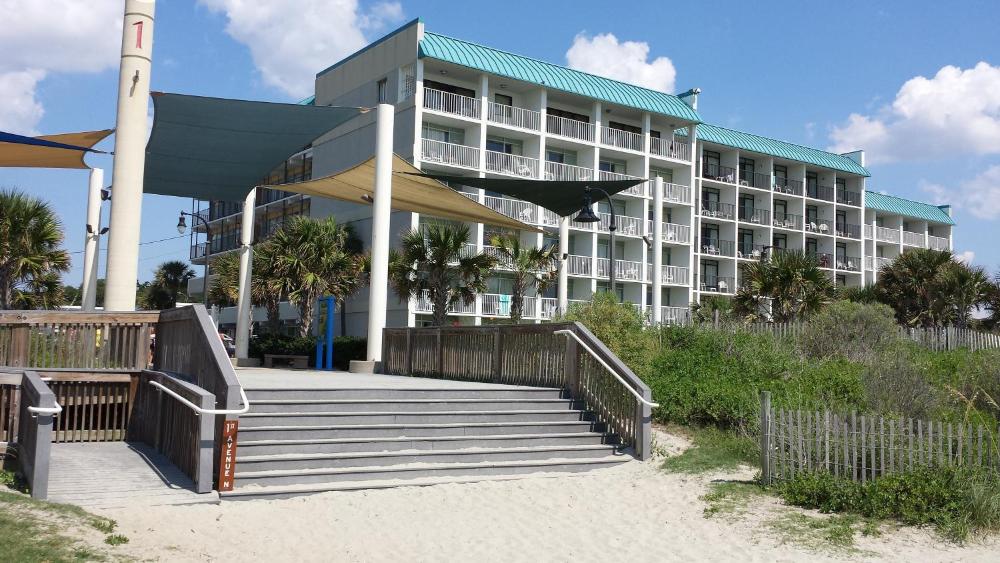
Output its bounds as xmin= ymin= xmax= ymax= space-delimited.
xmin=732 ymin=322 xmax=1000 ymax=352
xmin=759 ymin=392 xmax=1000 ymax=484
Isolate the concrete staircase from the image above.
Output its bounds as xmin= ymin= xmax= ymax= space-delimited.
xmin=221 ymin=385 xmax=630 ymax=500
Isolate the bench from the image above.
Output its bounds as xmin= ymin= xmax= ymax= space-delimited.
xmin=263 ymin=354 xmax=309 ymax=369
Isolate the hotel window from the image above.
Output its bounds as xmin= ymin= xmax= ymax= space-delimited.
xmin=805 ymin=238 xmax=818 ymax=255
xmin=596 ymin=282 xmax=624 ymax=301
xmin=494 ymin=93 xmax=513 ymax=106
xmin=836 ymin=275 xmax=847 ymax=286
xmin=650 ymin=167 xmax=673 ymax=183
xmin=773 ymin=233 xmax=787 ymax=249
xmin=836 ymin=210 xmax=848 ymax=231
xmin=836 ymin=177 xmax=846 ymax=193
xmin=836 ymin=242 xmax=847 ymax=263
xmin=806 ymin=205 xmax=819 ymax=225
xmin=597 ymin=198 xmax=626 ymax=216
xmin=806 ymin=172 xmax=818 ymax=198
xmin=596 ymin=240 xmax=625 ymax=259
xmin=701 ymin=224 xmax=719 ymax=245
xmin=376 ymin=78 xmax=388 ymax=103
xmin=701 ymin=260 xmax=719 ymax=284
xmin=773 ymin=164 xmax=787 ymax=186
xmin=739 ymin=194 xmax=755 ymax=222
xmin=486 ymin=136 xmax=522 ymax=155
xmin=424 ymin=79 xmax=475 ymax=98
xmin=774 ymin=199 xmax=787 ymax=219
xmin=702 ymin=150 xmax=721 ymax=176
xmin=547 ymin=107 xmax=589 ymax=123
xmin=739 ymin=229 xmax=755 ymax=255
xmin=739 ymin=157 xmax=755 ymax=184
xmin=546 ymin=148 xmax=577 ymax=165
xmin=599 ymin=158 xmax=627 ymax=174
xmin=608 ymin=120 xmax=641 ymax=135
xmin=422 ymin=124 xmax=465 ymax=144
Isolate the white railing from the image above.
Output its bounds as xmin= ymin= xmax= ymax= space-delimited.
xmin=864 ymin=256 xmax=874 ymax=271
xmin=423 ymin=87 xmax=480 ymax=119
xmin=413 ymin=290 xmax=475 ymax=315
xmin=460 ymin=191 xmax=479 ymax=202
xmin=663 ymin=222 xmax=691 ymax=244
xmin=875 ymin=256 xmax=893 ymax=269
xmin=481 ymin=294 xmax=537 ymax=318
xmin=599 ymin=212 xmax=643 ymax=237
xmin=875 ymin=226 xmax=901 ymax=244
xmin=662 ymin=265 xmax=690 ymax=285
xmin=903 ymin=230 xmax=925 ymax=247
xmin=487 ymin=102 xmax=541 ymax=131
xmin=661 ymin=306 xmax=689 ymax=325
xmin=148 ymin=381 xmax=251 ymax=416
xmin=597 ymin=258 xmax=644 ymax=281
xmin=599 ymin=170 xmax=645 ymax=197
xmin=540 ymin=208 xmax=560 ymax=227
xmin=567 ymin=254 xmax=592 ymax=275
xmin=663 ymin=182 xmax=692 ymax=204
xmin=485 ymin=150 xmax=539 ymax=178
xmin=601 ymin=126 xmax=644 ymax=152
xmin=483 ymin=195 xmax=536 ymax=224
xmin=571 ymin=217 xmax=594 ymax=230
xmin=552 ymin=330 xmax=659 ymax=407
xmin=546 ymin=114 xmax=595 ymax=142
xmin=482 ymin=244 xmax=513 ymax=270
xmin=864 ymin=224 xmax=874 ymax=240
xmin=928 ymin=235 xmax=949 ymax=251
xmin=421 ymin=138 xmax=480 ymax=169
xmin=544 ymin=161 xmax=594 ymax=182
xmin=539 ymin=297 xmax=559 ymax=320
xmin=649 ymin=137 xmax=691 ymax=161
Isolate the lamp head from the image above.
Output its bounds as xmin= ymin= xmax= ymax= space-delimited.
xmin=176 ymin=214 xmax=187 ymax=235
xmin=573 ymin=193 xmax=600 ymax=223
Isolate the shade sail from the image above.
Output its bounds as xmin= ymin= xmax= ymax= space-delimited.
xmin=0 ymin=129 xmax=112 ymax=169
xmin=143 ymin=92 xmax=366 ymax=201
xmin=407 ymin=173 xmax=646 ymax=217
xmin=265 ymin=155 xmax=541 ymax=232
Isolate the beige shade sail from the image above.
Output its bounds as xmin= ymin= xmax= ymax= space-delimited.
xmin=264 ymin=155 xmax=542 ymax=232
xmin=0 ymin=129 xmax=113 ymax=169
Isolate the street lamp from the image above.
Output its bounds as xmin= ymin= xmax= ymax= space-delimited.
xmin=573 ymin=186 xmax=618 ymax=298
xmin=177 ymin=210 xmax=213 ymax=308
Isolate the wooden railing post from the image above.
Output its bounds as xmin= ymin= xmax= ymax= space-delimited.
xmin=563 ymin=335 xmax=579 ymax=397
xmin=404 ymin=330 xmax=413 ymax=376
xmin=491 ymin=328 xmax=502 ymax=384
xmin=435 ymin=328 xmax=443 ymax=377
xmin=760 ymin=391 xmax=772 ymax=485
xmin=10 ymin=326 xmax=29 ymax=367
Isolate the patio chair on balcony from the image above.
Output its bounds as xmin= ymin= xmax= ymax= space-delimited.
xmin=518 ymin=207 xmax=534 ymax=223
xmin=751 ymin=249 xmax=762 ymax=260
xmin=621 ymin=222 xmax=637 ymax=236
xmin=718 ymin=280 xmax=729 ymax=293
xmin=515 ymin=164 xmax=534 ymax=177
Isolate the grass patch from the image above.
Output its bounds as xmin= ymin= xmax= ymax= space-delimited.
xmin=0 ymin=490 xmax=126 ymax=561
xmin=661 ymin=426 xmax=757 ymax=474
xmin=104 ymin=535 xmax=129 ymax=546
xmin=767 ymin=512 xmax=865 ymax=553
xmin=701 ymin=481 xmax=765 ymax=519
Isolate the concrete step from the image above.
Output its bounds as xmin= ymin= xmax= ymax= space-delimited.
xmin=248 ymin=398 xmax=581 ymax=413
xmin=233 ymin=454 xmax=631 ymax=488
xmin=220 ymin=463 xmax=628 ymax=501
xmin=239 ymin=410 xmax=590 ymax=427
xmin=236 ymin=432 xmax=608 ymax=456
xmin=235 ymin=444 xmax=618 ymax=472
xmin=236 ymin=421 xmax=602 ymax=441
xmin=245 ymin=387 xmax=566 ymax=402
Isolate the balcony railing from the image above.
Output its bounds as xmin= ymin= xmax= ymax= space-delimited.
xmin=836 ymin=256 xmax=862 ymax=272
xmin=483 ymin=195 xmax=536 ymax=224
xmin=661 ymin=306 xmax=689 ymax=325
xmin=662 ymin=265 xmax=690 ymax=285
xmin=423 ymin=87 xmax=480 ymax=119
xmin=481 ymin=245 xmax=513 ymax=270
xmin=928 ymin=235 xmax=949 ymax=251
xmin=738 ymin=170 xmax=772 ymax=190
xmin=807 ymin=252 xmax=834 ymax=269
xmin=902 ymin=230 xmax=925 ymax=247
xmin=649 ymin=137 xmax=691 ymax=161
xmin=546 ymin=114 xmax=595 ymax=142
xmin=662 ymin=222 xmax=691 ymax=244
xmin=737 ymin=241 xmax=767 ymax=260
xmin=875 ymin=256 xmax=893 ymax=270
xmin=597 ymin=258 xmax=645 ymax=281
xmin=804 ymin=218 xmax=834 ymax=235
xmin=773 ymin=177 xmax=804 ymax=196
xmin=598 ymin=213 xmax=643 ymax=237
xmin=837 ymin=189 xmax=862 ymax=206
xmin=600 ymin=126 xmax=644 ymax=152
xmin=663 ymin=182 xmax=692 ymax=205
xmin=487 ymin=102 xmax=541 ymax=131
xmin=544 ymin=161 xmax=593 ymax=182
xmin=701 ymin=200 xmax=736 ymax=220
xmin=567 ymin=254 xmax=592 ymax=275
xmin=807 ymin=184 xmax=835 ymax=202
xmin=485 ymin=150 xmax=539 ymax=178
xmin=190 ymin=242 xmax=207 ymax=260
xmin=460 ymin=190 xmax=479 ymax=202
xmin=701 ymin=161 xmax=737 ymax=184
xmin=837 ymin=222 xmax=862 ymax=239
xmin=599 ymin=170 xmax=645 ymax=196
xmin=739 ymin=207 xmax=770 ymax=225
xmin=875 ymin=226 xmax=901 ymax=244
xmin=698 ymin=274 xmax=736 ymax=294
xmin=773 ymin=212 xmax=803 ymax=230
xmin=413 ymin=290 xmax=476 ymax=315
xmin=421 ymin=138 xmax=480 ymax=169
xmin=700 ymin=237 xmax=735 ymax=257
xmin=481 ymin=294 xmax=536 ymax=318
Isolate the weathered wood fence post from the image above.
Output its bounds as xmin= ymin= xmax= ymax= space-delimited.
xmin=760 ymin=390 xmax=772 ymax=485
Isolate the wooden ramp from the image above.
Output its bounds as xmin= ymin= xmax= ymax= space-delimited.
xmin=46 ymin=442 xmax=219 ymax=510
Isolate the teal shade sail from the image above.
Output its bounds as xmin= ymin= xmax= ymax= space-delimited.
xmin=143 ymin=93 xmax=365 ymax=201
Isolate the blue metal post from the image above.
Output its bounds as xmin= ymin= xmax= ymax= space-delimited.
xmin=315 ymin=296 xmax=324 ymax=369
xmin=324 ymin=297 xmax=335 ymax=370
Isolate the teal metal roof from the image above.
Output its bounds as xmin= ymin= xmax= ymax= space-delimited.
xmin=865 ymin=191 xmax=955 ymax=225
xmin=696 ymin=123 xmax=871 ymax=177
xmin=418 ymin=31 xmax=701 ymax=124
xmin=297 ymin=95 xmax=315 ymax=105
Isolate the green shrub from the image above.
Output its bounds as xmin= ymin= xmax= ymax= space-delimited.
xmin=560 ymin=292 xmax=656 ymax=375
xmin=779 ymin=467 xmax=1000 ymax=542
xmin=249 ymin=333 xmax=366 ymax=369
xmin=797 ymin=301 xmax=901 ymax=364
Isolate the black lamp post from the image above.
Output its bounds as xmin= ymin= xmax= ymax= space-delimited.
xmin=573 ymin=186 xmax=618 ymax=298
xmin=177 ymin=211 xmax=213 ymax=308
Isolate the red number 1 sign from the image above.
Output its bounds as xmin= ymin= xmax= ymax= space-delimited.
xmin=133 ymin=20 xmax=144 ymax=49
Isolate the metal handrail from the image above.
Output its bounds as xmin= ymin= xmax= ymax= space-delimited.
xmin=553 ymin=329 xmax=659 ymax=407
xmin=27 ymin=403 xmax=62 ymax=416
xmin=148 ymin=380 xmax=251 ymax=416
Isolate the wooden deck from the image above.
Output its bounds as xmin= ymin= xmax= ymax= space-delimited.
xmin=45 ymin=442 xmax=219 ymax=510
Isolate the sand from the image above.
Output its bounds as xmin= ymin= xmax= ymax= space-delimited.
xmin=98 ymin=430 xmax=1000 ymax=562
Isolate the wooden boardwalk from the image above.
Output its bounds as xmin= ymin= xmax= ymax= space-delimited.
xmin=46 ymin=442 xmax=219 ymax=510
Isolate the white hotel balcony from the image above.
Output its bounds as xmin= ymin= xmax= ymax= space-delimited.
xmin=902 ymin=230 xmax=925 ymax=247
xmin=643 ymin=221 xmax=691 ymax=245
xmin=421 ymin=138 xmax=479 ymax=170
xmin=928 ymin=235 xmax=949 ymax=251
xmin=598 ymin=212 xmax=644 ymax=237
xmin=598 ymin=170 xmax=646 ymax=197
xmin=646 ymin=264 xmax=691 ymax=286
xmin=596 ymin=258 xmax=645 ymax=282
xmin=546 ymin=114 xmax=595 ymax=143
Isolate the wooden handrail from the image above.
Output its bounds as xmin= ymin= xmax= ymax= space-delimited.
xmin=553 ymin=330 xmax=659 ymax=407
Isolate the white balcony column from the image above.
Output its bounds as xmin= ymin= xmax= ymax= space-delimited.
xmin=364 ymin=103 xmax=395 ymax=365
xmin=687 ymin=123 xmax=699 ymax=305
xmin=591 ymin=101 xmax=603 ymax=177
xmin=558 ymin=217 xmax=569 ymax=314
xmin=652 ymin=177 xmax=664 ymax=323
xmin=235 ymin=188 xmax=257 ymax=361
xmin=411 ymin=59 xmax=425 ymax=169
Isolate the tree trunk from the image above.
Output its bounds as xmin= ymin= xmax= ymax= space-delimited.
xmin=431 ymin=288 xmax=449 ymax=327
xmin=298 ymin=297 xmax=315 ymax=338
xmin=510 ymin=276 xmax=524 ymax=324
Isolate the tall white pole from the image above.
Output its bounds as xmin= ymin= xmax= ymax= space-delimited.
xmin=558 ymin=217 xmax=569 ymax=314
xmin=235 ymin=189 xmax=256 ymax=361
xmin=104 ymin=0 xmax=155 ymax=311
xmin=652 ymin=176 xmax=664 ymax=323
xmin=81 ymin=168 xmax=104 ymax=311
xmin=366 ymin=104 xmax=395 ymax=364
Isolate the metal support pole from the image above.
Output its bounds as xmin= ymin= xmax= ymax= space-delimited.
xmin=365 ymin=103 xmax=395 ymax=364
xmin=652 ymin=176 xmax=664 ymax=323
xmin=235 ymin=189 xmax=256 ymax=361
xmin=104 ymin=0 xmax=155 ymax=311
xmin=81 ymin=168 xmax=104 ymax=311
xmin=325 ymin=297 xmax=335 ymax=370
xmin=558 ymin=217 xmax=569 ymax=314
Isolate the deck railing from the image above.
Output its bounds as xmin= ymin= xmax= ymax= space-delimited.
xmin=423 ymin=87 xmax=480 ymax=119
xmin=567 ymin=254 xmax=593 ymax=276
xmin=487 ymin=102 xmax=541 ymax=131
xmin=837 ymin=189 xmax=862 ymax=206
xmin=485 ymin=150 xmax=539 ymax=178
xmin=600 ymin=126 xmax=644 ymax=152
xmin=546 ymin=115 xmax=595 ymax=142
xmin=662 ymin=182 xmax=692 ymax=205
xmin=381 ymin=322 xmax=654 ymax=458
xmin=807 ymin=184 xmax=835 ymax=202
xmin=903 ymin=230 xmax=925 ymax=247
xmin=773 ymin=177 xmax=804 ymax=196
xmin=773 ymin=212 xmax=803 ymax=230
xmin=649 ymin=137 xmax=691 ymax=161
xmin=421 ymin=138 xmax=480 ymax=169
xmin=544 ymin=161 xmax=593 ymax=182
xmin=928 ymin=235 xmax=949 ymax=251
xmin=599 ymin=170 xmax=645 ymax=196
xmin=875 ymin=226 xmax=901 ymax=243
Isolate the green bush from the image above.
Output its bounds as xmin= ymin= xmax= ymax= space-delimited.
xmin=779 ymin=467 xmax=1000 ymax=542
xmin=249 ymin=334 xmax=366 ymax=369
xmin=560 ymin=292 xmax=656 ymax=375
xmin=797 ymin=301 xmax=901 ymax=364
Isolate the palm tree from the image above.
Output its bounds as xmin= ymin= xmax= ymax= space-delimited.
xmin=210 ymin=244 xmax=286 ymax=334
xmin=0 ymin=189 xmax=70 ymax=309
xmin=487 ymin=235 xmax=557 ymax=324
xmin=268 ymin=217 xmax=367 ymax=337
xmin=875 ymin=249 xmax=957 ymax=327
xmin=140 ymin=260 xmax=195 ymax=309
xmin=936 ymin=260 xmax=992 ymax=328
xmin=732 ymin=250 xmax=835 ymax=323
xmin=389 ymin=224 xmax=496 ymax=326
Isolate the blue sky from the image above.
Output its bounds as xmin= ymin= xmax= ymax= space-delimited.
xmin=2 ymin=0 xmax=998 ymax=285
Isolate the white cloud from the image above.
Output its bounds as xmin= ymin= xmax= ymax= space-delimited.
xmin=922 ymin=165 xmax=1000 ymax=220
xmin=0 ymin=0 xmax=122 ymax=133
xmin=565 ymin=33 xmax=676 ymax=93
xmin=199 ymin=0 xmax=404 ymax=99
xmin=957 ymin=250 xmax=976 ymax=265
xmin=829 ymin=62 xmax=1000 ymax=164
